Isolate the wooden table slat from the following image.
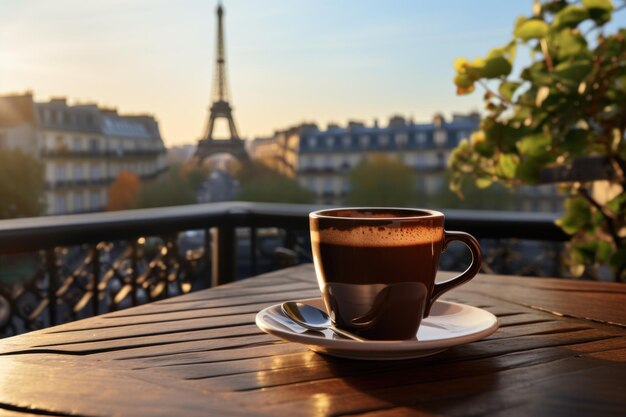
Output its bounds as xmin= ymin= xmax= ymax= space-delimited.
xmin=0 ymin=264 xmax=624 ymax=417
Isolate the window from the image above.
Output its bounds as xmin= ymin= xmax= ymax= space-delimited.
xmin=395 ymin=133 xmax=408 ymax=147
xmin=73 ymin=193 xmax=83 ymax=212
xmin=90 ymin=191 xmax=102 ymax=209
xmin=379 ymin=134 xmax=390 ymax=147
xmin=437 ymin=152 xmax=445 ymax=168
xmin=55 ymin=164 xmax=66 ymax=182
xmin=55 ymin=135 xmax=65 ymax=151
xmin=456 ymin=131 xmax=467 ymax=141
xmin=308 ymin=137 xmax=317 ymax=148
xmin=434 ymin=130 xmax=447 ymax=146
xmin=73 ymin=137 xmax=82 ymax=151
xmin=415 ymin=154 xmax=425 ymax=168
xmin=73 ymin=164 xmax=84 ymax=181
xmin=403 ymin=153 xmax=413 ymax=166
xmin=324 ymin=178 xmax=333 ymax=193
xmin=341 ymin=178 xmax=350 ymax=194
xmin=55 ymin=195 xmax=66 ymax=214
xmin=342 ymin=135 xmax=351 ymax=148
xmin=89 ymin=138 xmax=99 ymax=152
xmin=299 ymin=156 xmax=310 ymax=169
xmin=416 ymin=132 xmax=427 ymax=146
xmin=325 ymin=136 xmax=335 ymax=148
xmin=90 ymin=165 xmax=101 ymax=180
xmin=359 ymin=135 xmax=370 ymax=147
xmin=324 ymin=155 xmax=333 ymax=170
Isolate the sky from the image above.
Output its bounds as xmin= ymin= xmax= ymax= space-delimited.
xmin=0 ymin=0 xmax=535 ymax=146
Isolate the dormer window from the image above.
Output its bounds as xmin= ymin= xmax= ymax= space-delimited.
xmin=359 ymin=135 xmax=370 ymax=147
xmin=326 ymin=136 xmax=335 ymax=148
xmin=379 ymin=134 xmax=390 ymax=147
xmin=342 ymin=135 xmax=351 ymax=147
xmin=434 ymin=131 xmax=448 ymax=146
xmin=395 ymin=133 xmax=408 ymax=147
xmin=308 ymin=137 xmax=317 ymax=148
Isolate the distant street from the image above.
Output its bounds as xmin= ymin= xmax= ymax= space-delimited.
xmin=196 ymin=168 xmax=239 ymax=203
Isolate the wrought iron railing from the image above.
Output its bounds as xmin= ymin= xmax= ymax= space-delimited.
xmin=0 ymin=202 xmax=569 ymax=337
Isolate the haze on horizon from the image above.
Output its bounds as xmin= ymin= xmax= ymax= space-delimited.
xmin=0 ymin=0 xmax=530 ymax=146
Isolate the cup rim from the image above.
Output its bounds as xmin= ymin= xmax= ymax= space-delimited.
xmin=309 ymin=207 xmax=443 ymax=220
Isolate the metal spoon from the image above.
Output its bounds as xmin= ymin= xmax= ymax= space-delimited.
xmin=281 ymin=302 xmax=367 ymax=342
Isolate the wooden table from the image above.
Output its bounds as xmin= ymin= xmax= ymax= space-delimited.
xmin=0 ymin=264 xmax=625 ymax=417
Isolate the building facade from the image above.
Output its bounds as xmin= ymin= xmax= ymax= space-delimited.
xmin=0 ymin=93 xmax=168 ymax=215
xmin=249 ymin=113 xmax=563 ymax=212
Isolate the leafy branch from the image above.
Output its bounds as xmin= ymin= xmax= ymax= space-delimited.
xmin=449 ymin=0 xmax=626 ymax=281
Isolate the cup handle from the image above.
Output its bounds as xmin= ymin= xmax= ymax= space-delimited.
xmin=426 ymin=230 xmax=482 ymax=316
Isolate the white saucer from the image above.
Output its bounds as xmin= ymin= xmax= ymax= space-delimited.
xmin=256 ymin=298 xmax=498 ymax=360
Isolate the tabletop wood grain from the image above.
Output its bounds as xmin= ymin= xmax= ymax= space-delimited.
xmin=0 ymin=264 xmax=624 ymax=417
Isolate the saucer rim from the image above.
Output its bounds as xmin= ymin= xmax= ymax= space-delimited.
xmin=256 ymin=297 xmax=499 ymax=352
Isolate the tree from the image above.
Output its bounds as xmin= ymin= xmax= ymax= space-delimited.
xmin=237 ymin=163 xmax=314 ymax=204
xmin=107 ymin=171 xmax=140 ymax=211
xmin=450 ymin=0 xmax=626 ymax=280
xmin=426 ymin=173 xmax=527 ymax=210
xmin=0 ymin=148 xmax=45 ymax=219
xmin=135 ymin=165 xmax=196 ymax=208
xmin=346 ymin=154 xmax=416 ymax=206
xmin=180 ymin=161 xmax=212 ymax=191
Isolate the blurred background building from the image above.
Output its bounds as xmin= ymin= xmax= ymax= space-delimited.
xmin=249 ymin=112 xmax=563 ymax=212
xmin=0 ymin=92 xmax=168 ymax=215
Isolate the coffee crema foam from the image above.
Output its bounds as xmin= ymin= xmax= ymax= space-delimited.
xmin=312 ymin=226 xmax=443 ymax=247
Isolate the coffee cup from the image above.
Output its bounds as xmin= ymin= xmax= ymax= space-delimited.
xmin=309 ymin=207 xmax=482 ymax=340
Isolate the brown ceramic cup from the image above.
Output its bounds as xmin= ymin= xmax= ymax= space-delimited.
xmin=310 ymin=207 xmax=482 ymax=340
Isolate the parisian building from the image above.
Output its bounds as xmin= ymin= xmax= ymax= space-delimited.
xmin=0 ymin=92 xmax=168 ymax=215
xmin=250 ymin=113 xmax=563 ymax=212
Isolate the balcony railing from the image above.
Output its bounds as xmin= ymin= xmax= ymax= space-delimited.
xmin=0 ymin=202 xmax=569 ymax=337
xmin=45 ymin=167 xmax=170 ymax=189
xmin=41 ymin=148 xmax=167 ymax=158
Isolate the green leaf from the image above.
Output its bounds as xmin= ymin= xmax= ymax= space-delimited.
xmin=552 ymin=6 xmax=589 ymax=29
xmin=556 ymin=197 xmax=591 ymax=234
xmin=454 ymin=57 xmax=468 ymax=73
xmin=573 ymin=241 xmax=600 ymax=263
xmin=514 ymin=16 xmax=527 ymax=30
xmin=609 ymin=248 xmax=626 ymax=273
xmin=475 ymin=177 xmax=493 ymax=189
xmin=498 ymin=81 xmax=521 ymax=101
xmin=606 ymin=193 xmax=626 ymax=215
xmin=454 ymin=73 xmax=474 ymax=88
xmin=499 ymin=153 xmax=519 ymax=178
xmin=482 ymin=56 xmax=513 ymax=78
xmin=596 ymin=241 xmax=614 ymax=263
xmin=562 ymin=129 xmax=587 ymax=156
xmin=582 ymin=0 xmax=614 ymax=12
xmin=515 ymin=159 xmax=542 ymax=184
xmin=516 ymin=134 xmax=552 ymax=157
xmin=587 ymin=8 xmax=612 ymax=25
xmin=514 ymin=19 xmax=549 ymax=41
xmin=554 ymin=60 xmax=592 ymax=83
xmin=486 ymin=47 xmax=505 ymax=59
xmin=465 ymin=57 xmax=486 ymax=78
xmin=552 ymin=29 xmax=588 ymax=59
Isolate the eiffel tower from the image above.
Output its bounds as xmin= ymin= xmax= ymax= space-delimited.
xmin=195 ymin=3 xmax=247 ymax=162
